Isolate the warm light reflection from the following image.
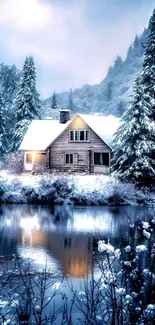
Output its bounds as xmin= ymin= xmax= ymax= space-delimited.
xmin=20 ymin=216 xmax=40 ymax=230
xmin=68 ymin=261 xmax=89 ymax=278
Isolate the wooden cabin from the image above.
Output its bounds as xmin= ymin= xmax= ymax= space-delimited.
xmin=19 ymin=110 xmax=120 ymax=174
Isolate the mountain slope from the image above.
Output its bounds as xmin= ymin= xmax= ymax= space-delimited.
xmin=44 ymin=28 xmax=149 ymax=117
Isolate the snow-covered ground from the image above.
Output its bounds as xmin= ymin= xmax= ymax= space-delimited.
xmin=0 ymin=171 xmax=113 ymax=188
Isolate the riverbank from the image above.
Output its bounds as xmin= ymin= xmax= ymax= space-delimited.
xmin=0 ymin=173 xmax=154 ymax=205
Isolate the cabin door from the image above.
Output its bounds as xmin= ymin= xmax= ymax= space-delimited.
xmin=24 ymin=152 xmax=33 ymax=171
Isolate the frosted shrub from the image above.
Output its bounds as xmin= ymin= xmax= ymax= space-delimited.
xmin=3 ymin=152 xmax=23 ymax=175
xmin=0 ymin=180 xmax=8 ymax=200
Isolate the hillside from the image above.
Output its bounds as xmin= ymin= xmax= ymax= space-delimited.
xmin=44 ymin=28 xmax=149 ymax=117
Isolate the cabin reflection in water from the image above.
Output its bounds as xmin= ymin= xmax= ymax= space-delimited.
xmin=47 ymin=233 xmax=92 ymax=277
xmin=0 ymin=204 xmax=152 ymax=278
xmin=21 ymin=228 xmax=93 ymax=278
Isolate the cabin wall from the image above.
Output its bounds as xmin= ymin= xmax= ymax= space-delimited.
xmin=49 ymin=117 xmax=111 ymax=174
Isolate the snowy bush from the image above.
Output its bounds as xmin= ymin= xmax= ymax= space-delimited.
xmin=0 ymin=174 xmax=154 ymax=205
xmin=3 ymin=152 xmax=23 ymax=174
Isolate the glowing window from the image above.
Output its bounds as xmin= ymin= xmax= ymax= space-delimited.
xmin=26 ymin=153 xmax=32 ymax=164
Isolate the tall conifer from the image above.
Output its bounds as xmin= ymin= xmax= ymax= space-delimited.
xmin=51 ymin=91 xmax=57 ymax=109
xmin=111 ymin=9 xmax=155 ymax=185
xmin=111 ymin=76 xmax=155 ymax=184
xmin=0 ymin=93 xmax=5 ymax=156
xmin=68 ymin=88 xmax=73 ymax=111
xmin=13 ymin=56 xmax=42 ymax=150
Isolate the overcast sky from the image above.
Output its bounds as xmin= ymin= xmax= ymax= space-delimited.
xmin=0 ymin=0 xmax=154 ymax=98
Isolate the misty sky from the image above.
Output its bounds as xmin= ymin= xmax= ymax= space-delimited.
xmin=0 ymin=0 xmax=154 ymax=98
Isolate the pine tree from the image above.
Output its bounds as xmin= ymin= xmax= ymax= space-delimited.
xmin=51 ymin=91 xmax=57 ymax=109
xmin=111 ymin=76 xmax=155 ymax=185
xmin=141 ymin=9 xmax=155 ymax=120
xmin=13 ymin=56 xmax=42 ymax=151
xmin=106 ymin=82 xmax=113 ymax=101
xmin=111 ymin=10 xmax=155 ymax=185
xmin=68 ymin=88 xmax=73 ymax=111
xmin=0 ymin=64 xmax=20 ymax=154
xmin=0 ymin=94 xmax=5 ymax=156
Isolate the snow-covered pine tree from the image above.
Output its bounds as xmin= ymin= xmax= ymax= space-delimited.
xmin=0 ymin=64 xmax=20 ymax=153
xmin=51 ymin=91 xmax=57 ymax=109
xmin=111 ymin=75 xmax=155 ymax=185
xmin=111 ymin=9 xmax=155 ymax=185
xmin=13 ymin=56 xmax=42 ymax=151
xmin=68 ymin=88 xmax=73 ymax=111
xmin=0 ymin=93 xmax=5 ymax=157
xmin=141 ymin=9 xmax=155 ymax=121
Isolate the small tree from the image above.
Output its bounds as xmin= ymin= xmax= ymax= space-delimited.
xmin=68 ymin=88 xmax=73 ymax=111
xmin=13 ymin=56 xmax=42 ymax=151
xmin=51 ymin=91 xmax=57 ymax=109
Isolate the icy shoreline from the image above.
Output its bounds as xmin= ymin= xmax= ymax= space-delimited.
xmin=0 ymin=173 xmax=154 ymax=206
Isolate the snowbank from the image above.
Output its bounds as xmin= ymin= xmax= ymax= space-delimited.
xmin=0 ymin=172 xmax=154 ymax=205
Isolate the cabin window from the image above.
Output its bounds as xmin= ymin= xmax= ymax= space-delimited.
xmin=70 ymin=130 xmax=74 ymax=141
xmin=75 ymin=131 xmax=80 ymax=141
xmin=94 ymin=152 xmax=109 ymax=166
xmin=26 ymin=153 xmax=32 ymax=164
xmin=86 ymin=130 xmax=89 ymax=141
xmin=69 ymin=130 xmax=89 ymax=141
xmin=66 ymin=154 xmax=73 ymax=164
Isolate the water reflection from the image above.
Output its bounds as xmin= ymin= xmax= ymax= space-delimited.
xmin=0 ymin=204 xmax=153 ymax=278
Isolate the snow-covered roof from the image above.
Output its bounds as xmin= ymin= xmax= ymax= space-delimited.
xmin=19 ymin=120 xmax=70 ymax=151
xmin=19 ymin=114 xmax=120 ymax=151
xmin=78 ymin=114 xmax=120 ymax=147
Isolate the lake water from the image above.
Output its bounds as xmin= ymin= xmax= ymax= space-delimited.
xmin=0 ymin=204 xmax=153 ymax=278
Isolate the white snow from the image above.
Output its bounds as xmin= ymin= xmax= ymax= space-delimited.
xmin=125 ymin=295 xmax=133 ymax=301
xmin=52 ymin=282 xmax=61 ymax=290
xmin=98 ymin=241 xmax=114 ymax=254
xmin=146 ymin=304 xmax=155 ymax=311
xmin=136 ymin=245 xmax=148 ymax=253
xmin=125 ymin=245 xmax=131 ymax=252
xmin=143 ymin=229 xmax=151 ymax=239
xmin=78 ymin=291 xmax=86 ymax=296
xmin=19 ymin=119 xmax=70 ymax=151
xmin=79 ymin=114 xmax=120 ymax=147
xmin=115 ymin=248 xmax=121 ymax=258
xmin=142 ymin=222 xmax=150 ymax=229
xmin=124 ymin=261 xmax=132 ymax=268
xmin=116 ymin=288 xmax=126 ymax=296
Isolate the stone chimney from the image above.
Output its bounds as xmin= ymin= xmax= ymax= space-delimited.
xmin=59 ymin=108 xmax=71 ymax=124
